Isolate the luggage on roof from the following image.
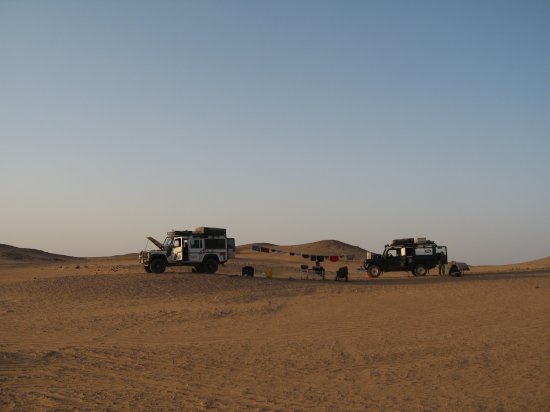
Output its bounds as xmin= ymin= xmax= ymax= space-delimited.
xmin=194 ymin=227 xmax=226 ymax=236
xmin=391 ymin=238 xmax=414 ymax=246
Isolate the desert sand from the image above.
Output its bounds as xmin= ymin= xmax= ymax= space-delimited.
xmin=1 ymin=243 xmax=549 ymax=411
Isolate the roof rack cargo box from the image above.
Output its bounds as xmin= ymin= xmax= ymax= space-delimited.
xmin=391 ymin=238 xmax=414 ymax=246
xmin=416 ymin=238 xmax=435 ymax=245
xmin=169 ymin=230 xmax=193 ymax=237
xmin=194 ymin=227 xmax=227 ymax=236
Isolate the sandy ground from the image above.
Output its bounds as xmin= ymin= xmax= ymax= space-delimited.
xmin=1 ymin=253 xmax=549 ymax=411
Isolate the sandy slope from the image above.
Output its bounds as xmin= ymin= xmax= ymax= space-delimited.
xmin=0 ymin=244 xmax=80 ymax=265
xmin=1 ymin=246 xmax=549 ymax=410
xmin=471 ymin=256 xmax=550 ymax=273
xmin=0 ymin=267 xmax=548 ymax=410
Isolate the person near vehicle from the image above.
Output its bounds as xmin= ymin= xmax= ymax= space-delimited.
xmin=438 ymin=254 xmax=446 ymax=276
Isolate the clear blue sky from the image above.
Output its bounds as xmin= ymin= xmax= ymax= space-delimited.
xmin=1 ymin=1 xmax=549 ymax=264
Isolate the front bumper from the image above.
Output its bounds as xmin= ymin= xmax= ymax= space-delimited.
xmin=139 ymin=251 xmax=150 ymax=264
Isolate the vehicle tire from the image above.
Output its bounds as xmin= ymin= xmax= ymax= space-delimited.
xmin=367 ymin=265 xmax=381 ymax=278
xmin=413 ymin=264 xmax=427 ymax=276
xmin=149 ymin=259 xmax=166 ymax=274
xmin=203 ymin=258 xmax=218 ymax=274
xmin=144 ymin=266 xmax=151 ymax=273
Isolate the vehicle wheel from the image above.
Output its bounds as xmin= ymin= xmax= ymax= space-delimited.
xmin=413 ymin=264 xmax=427 ymax=276
xmin=149 ymin=259 xmax=166 ymax=274
xmin=144 ymin=266 xmax=151 ymax=273
xmin=203 ymin=258 xmax=218 ymax=274
xmin=367 ymin=265 xmax=381 ymax=278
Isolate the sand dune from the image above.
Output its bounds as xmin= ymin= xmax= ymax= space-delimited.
xmin=3 ymin=241 xmax=549 ymax=273
xmin=471 ymin=256 xmax=550 ymax=273
xmin=1 ymin=243 xmax=549 ymax=410
xmin=0 ymin=244 xmax=80 ymax=264
xmin=239 ymin=240 xmax=371 ymax=257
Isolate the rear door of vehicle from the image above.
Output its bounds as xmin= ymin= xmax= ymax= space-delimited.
xmin=227 ymin=238 xmax=236 ymax=259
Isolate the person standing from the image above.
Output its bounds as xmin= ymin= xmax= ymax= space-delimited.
xmin=438 ymin=254 xmax=446 ymax=276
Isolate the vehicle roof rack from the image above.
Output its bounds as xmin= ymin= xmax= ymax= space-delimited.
xmin=391 ymin=238 xmax=414 ymax=246
xmin=416 ymin=239 xmax=435 ymax=245
xmin=168 ymin=230 xmax=193 ymax=237
xmin=194 ymin=227 xmax=226 ymax=236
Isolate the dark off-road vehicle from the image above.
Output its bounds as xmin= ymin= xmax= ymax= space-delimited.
xmin=363 ymin=237 xmax=448 ymax=278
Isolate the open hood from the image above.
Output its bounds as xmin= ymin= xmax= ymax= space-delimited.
xmin=147 ymin=236 xmax=166 ymax=251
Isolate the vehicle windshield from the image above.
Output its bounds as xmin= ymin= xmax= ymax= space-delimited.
xmin=163 ymin=237 xmax=173 ymax=248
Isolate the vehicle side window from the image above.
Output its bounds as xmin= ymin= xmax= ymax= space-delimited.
xmin=173 ymin=238 xmax=181 ymax=247
xmin=205 ymin=238 xmax=226 ymax=249
xmin=386 ymin=248 xmax=399 ymax=257
xmin=190 ymin=239 xmax=202 ymax=249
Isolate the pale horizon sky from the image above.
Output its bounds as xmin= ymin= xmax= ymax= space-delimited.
xmin=1 ymin=1 xmax=549 ymax=265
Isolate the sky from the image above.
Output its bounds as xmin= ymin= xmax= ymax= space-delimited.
xmin=1 ymin=0 xmax=549 ymax=265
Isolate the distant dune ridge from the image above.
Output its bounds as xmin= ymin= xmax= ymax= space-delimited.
xmin=238 ymin=239 xmax=371 ymax=259
xmin=0 ymin=242 xmax=549 ymax=271
xmin=0 ymin=244 xmax=79 ymax=263
xmin=474 ymin=256 xmax=550 ymax=272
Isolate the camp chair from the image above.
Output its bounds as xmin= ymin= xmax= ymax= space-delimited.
xmin=311 ymin=265 xmax=325 ymax=280
xmin=300 ymin=264 xmax=309 ymax=279
xmin=335 ymin=266 xmax=348 ymax=281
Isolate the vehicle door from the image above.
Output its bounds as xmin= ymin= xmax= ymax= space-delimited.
xmin=188 ymin=238 xmax=204 ymax=263
xmin=227 ymin=238 xmax=236 ymax=259
xmin=435 ymin=246 xmax=448 ymax=264
xmin=402 ymin=247 xmax=415 ymax=269
xmin=384 ymin=247 xmax=403 ymax=271
xmin=171 ymin=237 xmax=184 ymax=261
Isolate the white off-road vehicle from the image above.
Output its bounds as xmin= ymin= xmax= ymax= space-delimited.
xmin=139 ymin=227 xmax=235 ymax=274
